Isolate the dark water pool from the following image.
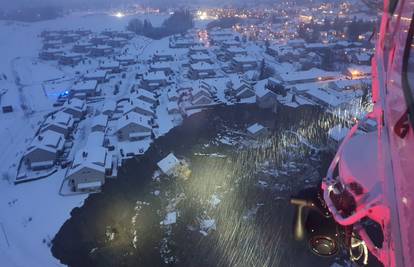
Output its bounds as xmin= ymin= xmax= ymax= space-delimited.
xmin=52 ymin=104 xmax=349 ymax=267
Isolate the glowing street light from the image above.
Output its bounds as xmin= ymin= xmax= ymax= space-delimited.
xmin=114 ymin=12 xmax=125 ymax=18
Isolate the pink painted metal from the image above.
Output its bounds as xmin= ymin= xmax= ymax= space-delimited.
xmin=322 ymin=0 xmax=414 ymax=266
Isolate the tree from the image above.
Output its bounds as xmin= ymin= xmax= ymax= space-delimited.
xmin=321 ymin=49 xmax=334 ymax=71
xmin=127 ymin=18 xmax=143 ymax=34
xmin=258 ymin=59 xmax=275 ymax=80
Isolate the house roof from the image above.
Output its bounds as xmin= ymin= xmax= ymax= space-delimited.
xmin=157 ymin=153 xmax=180 ymax=175
xmin=328 ymin=125 xmax=350 ymax=142
xmin=92 ymin=114 xmax=108 ymax=128
xmin=68 ymin=145 xmax=107 ymax=177
xmin=143 ymin=71 xmax=167 ymax=81
xmin=247 ymin=123 xmax=265 ymax=135
xmin=71 ymin=80 xmax=98 ymax=92
xmin=116 ymin=112 xmax=151 ymax=132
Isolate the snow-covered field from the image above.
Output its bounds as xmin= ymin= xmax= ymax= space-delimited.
xmin=0 ymin=12 xmax=169 ymax=267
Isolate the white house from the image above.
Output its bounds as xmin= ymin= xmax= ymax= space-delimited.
xmin=62 ymin=99 xmax=87 ymax=120
xmin=231 ymin=55 xmax=258 ymax=72
xmin=83 ymin=70 xmax=108 ymax=83
xmin=41 ymin=111 xmax=75 ymax=137
xmin=141 ymin=71 xmax=168 ymax=90
xmin=91 ymin=114 xmax=109 ymax=132
xmin=116 ymin=113 xmax=152 ymax=141
xmin=24 ymin=130 xmax=65 ymax=170
xmin=102 ymin=100 xmax=117 ymax=117
xmin=66 ymin=145 xmax=110 ymax=192
xmin=70 ymin=80 xmax=99 ymax=98
xmin=132 ymin=89 xmax=158 ymax=105
xmin=167 ymin=101 xmax=180 ymax=114
xmin=188 ymin=62 xmax=216 ymax=80
xmin=123 ymin=99 xmax=155 ymax=117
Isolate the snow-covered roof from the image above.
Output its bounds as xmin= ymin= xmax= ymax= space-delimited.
xmin=69 ymin=145 xmax=107 ymax=176
xmin=100 ymin=61 xmax=120 ymax=69
xmin=143 ymin=71 xmax=167 ymax=81
xmin=116 ymin=112 xmax=151 ymax=132
xmin=102 ymin=99 xmax=116 ymax=112
xmin=27 ymin=130 xmax=64 ymax=154
xmin=86 ymin=131 xmax=105 ymax=147
xmin=157 ymin=153 xmax=180 ymax=175
xmin=279 ymin=68 xmax=339 ymax=83
xmin=190 ymin=62 xmax=215 ymax=71
xmin=44 ymin=111 xmax=72 ymax=126
xmin=92 ymin=114 xmax=108 ymax=128
xmin=124 ymin=98 xmax=155 ymax=115
xmin=232 ymin=55 xmax=257 ymax=63
xmin=134 ymin=89 xmax=156 ymax=101
xmin=247 ymin=123 xmax=266 ymax=135
xmin=84 ymin=70 xmax=108 ymax=79
xmin=71 ymin=80 xmax=97 ymax=91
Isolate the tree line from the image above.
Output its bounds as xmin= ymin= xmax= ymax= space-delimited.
xmin=127 ymin=10 xmax=194 ymax=40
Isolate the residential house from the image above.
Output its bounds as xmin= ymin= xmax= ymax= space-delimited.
xmin=70 ymin=80 xmax=100 ymax=98
xmin=41 ymin=111 xmax=74 ymax=137
xmin=62 ymin=98 xmax=87 ymax=120
xmin=24 ymin=130 xmax=65 ymax=170
xmin=91 ymin=114 xmax=109 ymax=132
xmin=115 ymin=113 xmax=152 ymax=141
xmin=188 ymin=62 xmax=216 ymax=80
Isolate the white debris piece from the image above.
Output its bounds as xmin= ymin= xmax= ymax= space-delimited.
xmin=162 ymin=212 xmax=177 ymax=225
xmin=200 ymin=219 xmax=216 ymax=235
xmin=157 ymin=153 xmax=180 ymax=175
xmin=209 ymin=194 xmax=221 ymax=208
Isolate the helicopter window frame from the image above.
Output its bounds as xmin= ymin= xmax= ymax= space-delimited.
xmin=401 ymin=12 xmax=414 ymax=128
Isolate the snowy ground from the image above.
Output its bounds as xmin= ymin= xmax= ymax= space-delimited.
xmin=0 ymin=12 xmax=170 ymax=267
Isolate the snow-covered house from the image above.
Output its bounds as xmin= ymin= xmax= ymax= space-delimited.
xmin=344 ymin=65 xmax=372 ymax=80
xmin=157 ymin=153 xmax=180 ymax=176
xmin=24 ymin=130 xmax=65 ymax=170
xmin=62 ymin=99 xmax=87 ymax=120
xmin=59 ymin=53 xmax=83 ymax=66
xmin=189 ymin=45 xmax=208 ymax=55
xmin=83 ymin=70 xmax=108 ymax=83
xmin=123 ymin=99 xmax=155 ymax=117
xmin=89 ymin=45 xmax=114 ymax=57
xmin=278 ymin=68 xmax=338 ymax=85
xmin=66 ymin=145 xmax=110 ymax=192
xmin=141 ymin=71 xmax=168 ymax=90
xmin=255 ymin=79 xmax=279 ymax=111
xmin=90 ymin=35 xmax=110 ymax=45
xmin=167 ymin=90 xmax=179 ymax=102
xmin=132 ymin=89 xmax=158 ymax=105
xmin=150 ymin=62 xmax=174 ymax=74
xmin=236 ymin=85 xmax=255 ymax=99
xmin=72 ymin=41 xmax=94 ymax=53
xmin=188 ymin=62 xmax=216 ymax=80
xmin=231 ymin=56 xmax=258 ymax=72
xmin=247 ymin=123 xmax=269 ymax=138
xmin=70 ymin=80 xmax=100 ymax=98
xmin=41 ymin=111 xmax=74 ymax=137
xmin=222 ymin=40 xmax=241 ymax=49
xmin=106 ymin=37 xmax=128 ymax=48
xmin=117 ymin=55 xmax=136 ymax=66
xmin=102 ymin=100 xmax=117 ymax=117
xmin=39 ymin=49 xmax=64 ymax=60
xmin=189 ymin=53 xmax=213 ymax=64
xmin=99 ymin=61 xmax=121 ymax=74
xmin=91 ymin=114 xmax=109 ymax=132
xmin=191 ymin=86 xmax=213 ymax=105
xmin=167 ymin=101 xmax=180 ymax=114
xmin=225 ymin=46 xmax=247 ymax=59
xmin=115 ymin=113 xmax=152 ymax=141
xmin=153 ymin=51 xmax=174 ymax=62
